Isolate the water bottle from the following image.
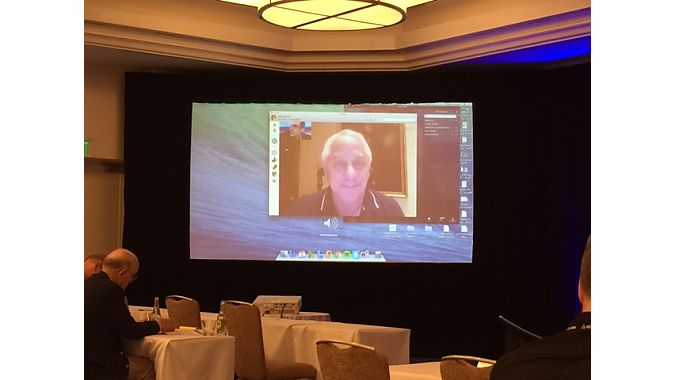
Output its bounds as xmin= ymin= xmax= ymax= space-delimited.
xmin=215 ymin=300 xmax=226 ymax=335
xmin=153 ymin=296 xmax=161 ymax=318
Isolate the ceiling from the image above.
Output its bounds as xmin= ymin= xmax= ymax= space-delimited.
xmin=84 ymin=0 xmax=591 ymax=72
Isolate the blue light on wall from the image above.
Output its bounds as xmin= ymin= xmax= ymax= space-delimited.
xmin=463 ymin=36 xmax=590 ymax=64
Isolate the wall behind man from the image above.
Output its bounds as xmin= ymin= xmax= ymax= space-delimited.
xmin=84 ymin=63 xmax=125 ymax=256
xmin=121 ymin=64 xmax=590 ymax=360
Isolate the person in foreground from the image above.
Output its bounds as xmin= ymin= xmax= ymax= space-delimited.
xmin=85 ymin=248 xmax=176 ymax=380
xmin=85 ymin=254 xmax=105 ymax=280
xmin=286 ymin=129 xmax=404 ymax=217
xmin=490 ymin=236 xmax=591 ymax=380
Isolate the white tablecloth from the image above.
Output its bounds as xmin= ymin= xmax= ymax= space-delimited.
xmin=262 ymin=311 xmax=331 ymax=321
xmin=390 ymin=362 xmax=441 ymax=380
xmin=129 ymin=305 xmax=409 ymax=380
xmin=126 ymin=307 xmax=234 ymax=380
xmin=262 ymin=317 xmax=410 ymax=380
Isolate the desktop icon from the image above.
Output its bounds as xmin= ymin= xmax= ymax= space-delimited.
xmin=352 ymin=250 xmax=360 ymax=259
xmin=424 ymin=225 xmax=433 ymax=232
xmin=325 ymin=250 xmax=334 ymax=258
xmin=461 ymin=180 xmax=467 ymax=188
xmin=461 ymin=210 xmax=468 ymax=218
xmin=389 ymin=224 xmax=397 ymax=232
xmin=443 ymin=225 xmax=450 ymax=233
xmin=406 ymin=225 xmax=415 ymax=231
xmin=323 ymin=217 xmax=339 ymax=229
xmin=460 ymin=225 xmax=468 ymax=233
xmin=343 ymin=250 xmax=351 ymax=258
xmin=460 ymin=196 xmax=468 ymax=202
xmin=461 ymin=136 xmax=467 ymax=143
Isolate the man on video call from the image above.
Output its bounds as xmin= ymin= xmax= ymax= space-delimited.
xmin=287 ymin=129 xmax=404 ymax=217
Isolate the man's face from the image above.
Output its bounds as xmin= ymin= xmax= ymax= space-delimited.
xmin=289 ymin=124 xmax=300 ymax=137
xmin=325 ymin=137 xmax=371 ymax=205
xmin=118 ymin=260 xmax=139 ymax=290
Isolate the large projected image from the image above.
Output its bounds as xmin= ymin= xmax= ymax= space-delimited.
xmin=190 ymin=103 xmax=474 ymax=263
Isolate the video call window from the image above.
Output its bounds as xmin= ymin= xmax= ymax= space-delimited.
xmin=269 ymin=111 xmax=418 ymax=219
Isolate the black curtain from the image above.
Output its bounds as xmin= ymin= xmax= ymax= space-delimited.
xmin=123 ymin=63 xmax=590 ymax=360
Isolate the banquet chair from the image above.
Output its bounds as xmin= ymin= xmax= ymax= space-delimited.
xmin=223 ymin=300 xmax=316 ymax=380
xmin=165 ymin=295 xmax=201 ymax=328
xmin=439 ymin=355 xmax=496 ymax=380
xmin=315 ymin=339 xmax=390 ymax=380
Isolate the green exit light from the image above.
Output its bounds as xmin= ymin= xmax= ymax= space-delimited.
xmin=84 ymin=140 xmax=90 ymax=156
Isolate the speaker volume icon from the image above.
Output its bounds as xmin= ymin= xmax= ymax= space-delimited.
xmin=323 ymin=217 xmax=339 ymax=230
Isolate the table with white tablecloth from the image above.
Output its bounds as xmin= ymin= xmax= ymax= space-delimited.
xmin=389 ymin=361 xmax=442 ymax=380
xmin=129 ymin=305 xmax=409 ymax=380
xmin=389 ymin=360 xmax=494 ymax=380
xmin=262 ymin=317 xmax=410 ymax=380
xmin=123 ymin=331 xmax=234 ymax=380
xmin=126 ymin=307 xmax=235 ymax=380
xmin=262 ymin=311 xmax=331 ymax=321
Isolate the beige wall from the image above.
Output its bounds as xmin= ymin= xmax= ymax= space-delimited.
xmin=84 ymin=63 xmax=125 ymax=160
xmin=84 ymin=160 xmax=124 ymax=256
xmin=84 ymin=62 xmax=126 ymax=257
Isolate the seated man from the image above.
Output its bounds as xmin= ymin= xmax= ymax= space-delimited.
xmin=85 ymin=248 xmax=176 ymax=380
xmin=84 ymin=254 xmax=105 ymax=280
xmin=490 ymin=236 xmax=591 ymax=380
xmin=287 ymin=129 xmax=404 ymax=217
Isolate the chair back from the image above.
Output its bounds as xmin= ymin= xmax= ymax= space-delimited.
xmin=223 ymin=301 xmax=267 ymax=380
xmin=316 ymin=340 xmax=390 ymax=380
xmin=165 ymin=295 xmax=201 ymax=328
xmin=439 ymin=355 xmax=496 ymax=380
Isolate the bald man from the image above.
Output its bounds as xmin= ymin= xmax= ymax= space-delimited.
xmin=85 ymin=248 xmax=176 ymax=380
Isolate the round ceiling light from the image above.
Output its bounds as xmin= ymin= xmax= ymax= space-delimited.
xmin=257 ymin=0 xmax=414 ymax=31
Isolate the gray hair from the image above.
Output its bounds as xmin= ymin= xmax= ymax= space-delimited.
xmin=103 ymin=248 xmax=138 ymax=271
xmin=321 ymin=129 xmax=372 ymax=169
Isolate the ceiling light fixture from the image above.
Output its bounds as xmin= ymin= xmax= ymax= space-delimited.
xmin=220 ymin=0 xmax=434 ymax=31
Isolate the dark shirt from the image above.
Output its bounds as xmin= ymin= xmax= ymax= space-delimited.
xmin=84 ymin=272 xmax=159 ymax=380
xmin=490 ymin=312 xmax=591 ymax=380
xmin=286 ymin=187 xmax=404 ymax=217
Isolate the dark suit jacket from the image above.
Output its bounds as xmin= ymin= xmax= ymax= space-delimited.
xmin=84 ymin=272 xmax=159 ymax=380
xmin=490 ymin=312 xmax=591 ymax=380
